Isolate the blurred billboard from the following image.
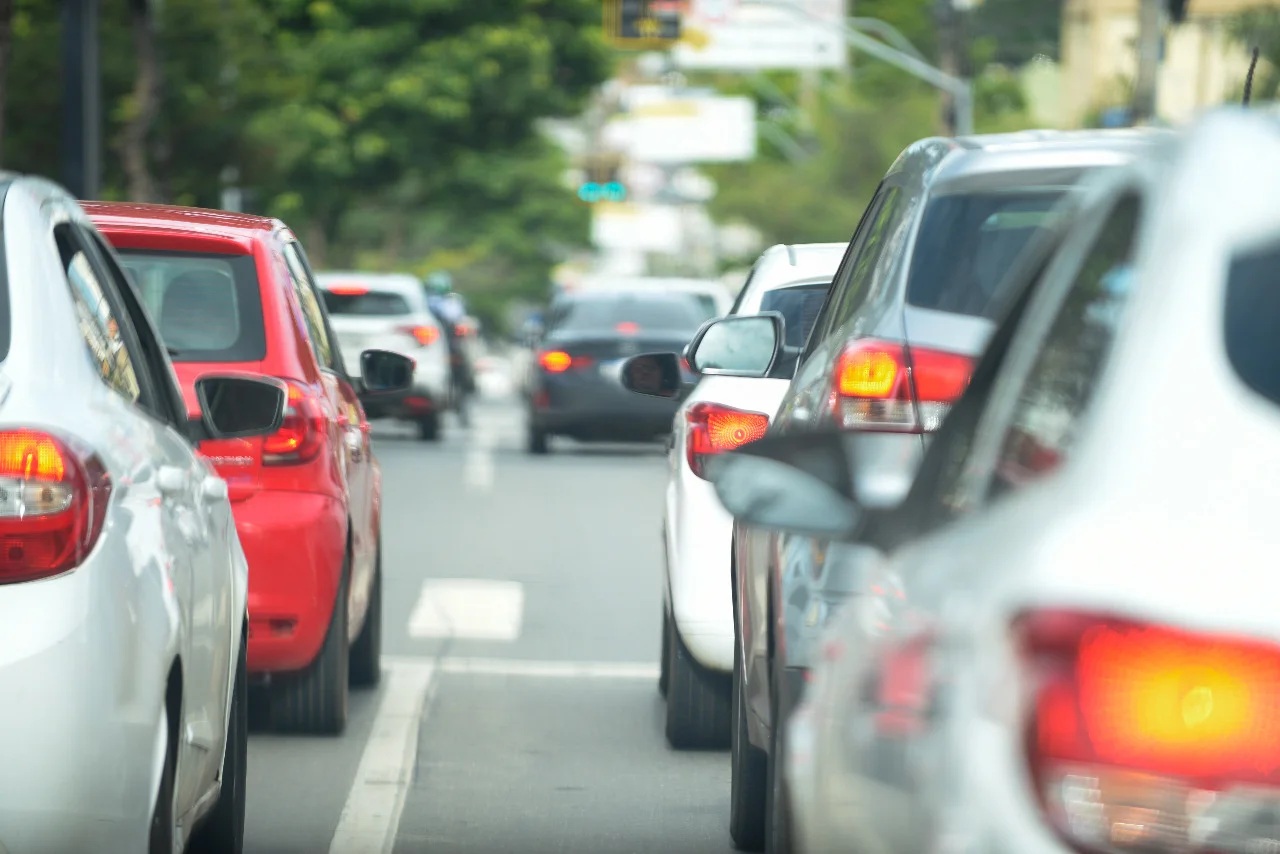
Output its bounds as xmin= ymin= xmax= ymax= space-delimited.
xmin=603 ymin=93 xmax=756 ymax=163
xmin=591 ymin=202 xmax=685 ymax=253
xmin=673 ymin=0 xmax=847 ymax=70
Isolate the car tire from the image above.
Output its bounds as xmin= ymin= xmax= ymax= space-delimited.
xmin=268 ymin=564 xmax=350 ymax=735
xmin=664 ymin=612 xmax=731 ymax=750
xmin=658 ymin=605 xmax=670 ymax=699
xmin=527 ymin=421 xmax=549 ymax=455
xmin=730 ymin=640 xmax=768 ymax=851
xmin=764 ymin=652 xmax=794 ymax=854
xmin=417 ymin=414 xmax=440 ymax=442
xmin=148 ymin=704 xmax=178 ymax=854
xmin=187 ymin=630 xmax=248 ymax=854
xmin=349 ymin=540 xmax=383 ymax=689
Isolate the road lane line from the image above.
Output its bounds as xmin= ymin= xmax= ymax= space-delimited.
xmin=463 ymin=421 xmax=495 ymax=491
xmin=328 ymin=661 xmax=435 ymax=854
xmin=382 ymin=655 xmax=660 ymax=680
xmin=406 ymin=579 xmax=524 ymax=641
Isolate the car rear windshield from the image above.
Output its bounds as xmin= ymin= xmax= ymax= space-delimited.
xmin=322 ymin=290 xmax=413 ymax=316
xmin=1224 ymin=239 xmax=1280 ymax=408
xmin=549 ymin=293 xmax=706 ymax=333
xmin=760 ymin=283 xmax=830 ymax=348
xmin=116 ymin=249 xmax=266 ymax=362
xmin=688 ymin=293 xmax=720 ymax=321
xmin=906 ymin=189 xmax=1068 ymax=319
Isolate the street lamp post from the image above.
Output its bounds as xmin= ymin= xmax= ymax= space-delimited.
xmin=60 ymin=0 xmax=101 ymax=199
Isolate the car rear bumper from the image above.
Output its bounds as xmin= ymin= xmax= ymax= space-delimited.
xmin=530 ymin=371 xmax=679 ymax=439
xmin=234 ymin=489 xmax=347 ymax=674
xmin=361 ymin=384 xmax=443 ymax=421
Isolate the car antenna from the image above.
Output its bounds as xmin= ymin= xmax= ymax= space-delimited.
xmin=1243 ymin=46 xmax=1260 ymax=106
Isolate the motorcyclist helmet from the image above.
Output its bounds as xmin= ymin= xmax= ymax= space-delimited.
xmin=425 ymin=271 xmax=453 ymax=296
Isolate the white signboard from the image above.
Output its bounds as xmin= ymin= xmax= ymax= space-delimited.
xmin=591 ymin=203 xmax=685 ymax=254
xmin=605 ymin=95 xmax=756 ymax=164
xmin=673 ymin=0 xmax=847 ymax=70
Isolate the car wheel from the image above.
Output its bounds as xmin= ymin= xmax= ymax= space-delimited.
xmin=658 ymin=605 xmax=670 ymax=699
xmin=148 ymin=701 xmax=177 ymax=854
xmin=417 ymin=414 xmax=441 ymax=442
xmin=187 ymin=630 xmax=248 ymax=854
xmin=730 ymin=640 xmax=768 ymax=850
xmin=349 ymin=539 xmax=383 ymax=689
xmin=664 ymin=614 xmax=731 ymax=749
xmin=268 ymin=563 xmax=350 ymax=735
xmin=527 ymin=420 xmax=549 ymax=455
xmin=764 ymin=652 xmax=794 ymax=854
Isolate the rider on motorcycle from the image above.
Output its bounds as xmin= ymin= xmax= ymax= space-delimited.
xmin=424 ymin=271 xmax=476 ymax=418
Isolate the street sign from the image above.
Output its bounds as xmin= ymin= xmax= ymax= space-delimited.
xmin=673 ymin=0 xmax=847 ymax=70
xmin=604 ymin=94 xmax=756 ymax=163
xmin=604 ymin=0 xmax=683 ymax=49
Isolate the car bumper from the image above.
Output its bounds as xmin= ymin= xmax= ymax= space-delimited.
xmin=235 ymin=490 xmax=347 ymax=674
xmin=668 ymin=465 xmax=734 ymax=673
xmin=361 ymin=384 xmax=443 ymax=421
xmin=531 ymin=371 xmax=679 ymax=439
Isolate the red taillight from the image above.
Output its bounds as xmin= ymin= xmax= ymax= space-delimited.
xmin=400 ymin=325 xmax=439 ymax=347
xmin=832 ymin=339 xmax=973 ymax=433
xmin=327 ymin=283 xmax=368 ymax=296
xmin=616 ymin=321 xmax=639 ymax=335
xmin=537 ymin=350 xmax=593 ymax=373
xmin=870 ymin=632 xmax=936 ymax=737
xmin=685 ymin=402 xmax=769 ymax=479
xmin=262 ymin=382 xmax=325 ymax=466
xmin=1016 ymin=609 xmax=1280 ymax=852
xmin=0 ymin=429 xmax=111 ymax=583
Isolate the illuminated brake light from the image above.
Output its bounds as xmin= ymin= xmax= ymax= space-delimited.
xmin=327 ymin=283 xmax=368 ymax=296
xmin=537 ymin=350 xmax=593 ymax=373
xmin=832 ymin=339 xmax=973 ymax=433
xmin=616 ymin=321 xmax=639 ymax=335
xmin=400 ymin=325 xmax=439 ymax=347
xmin=261 ymin=382 xmax=325 ymax=465
xmin=1016 ymin=609 xmax=1280 ymax=853
xmin=685 ymin=402 xmax=769 ymax=479
xmin=0 ymin=429 xmax=111 ymax=584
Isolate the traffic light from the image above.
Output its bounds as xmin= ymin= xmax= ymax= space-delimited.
xmin=1167 ymin=0 xmax=1189 ymax=24
xmin=604 ymin=0 xmax=682 ymax=49
xmin=578 ymin=155 xmax=627 ymax=204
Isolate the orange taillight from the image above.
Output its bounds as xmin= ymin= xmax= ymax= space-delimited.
xmin=401 ymin=325 xmax=439 ymax=347
xmin=0 ymin=431 xmax=67 ymax=481
xmin=837 ymin=346 xmax=902 ymax=398
xmin=685 ymin=402 xmax=769 ymax=479
xmin=538 ymin=350 xmax=573 ymax=373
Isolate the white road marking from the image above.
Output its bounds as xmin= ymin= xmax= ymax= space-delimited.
xmin=382 ymin=655 xmax=660 ymax=680
xmin=407 ymin=579 xmax=525 ymax=641
xmin=328 ymin=661 xmax=435 ymax=854
xmin=463 ymin=422 xmax=496 ymax=491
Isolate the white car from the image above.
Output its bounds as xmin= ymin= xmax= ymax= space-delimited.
xmin=625 ymin=243 xmax=846 ymax=748
xmin=314 ymin=272 xmax=452 ymax=439
xmin=0 ymin=176 xmax=288 ymax=852
xmin=714 ymin=109 xmax=1280 ymax=854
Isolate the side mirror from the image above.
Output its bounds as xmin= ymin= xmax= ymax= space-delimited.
xmin=192 ymin=374 xmax=288 ymax=440
xmin=705 ymin=429 xmax=863 ymax=540
xmin=687 ymin=313 xmax=783 ymax=377
xmin=360 ymin=349 xmax=415 ymax=394
xmin=621 ymin=352 xmax=683 ymax=398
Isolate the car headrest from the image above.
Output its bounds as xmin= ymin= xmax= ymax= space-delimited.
xmin=160 ymin=269 xmax=238 ymax=351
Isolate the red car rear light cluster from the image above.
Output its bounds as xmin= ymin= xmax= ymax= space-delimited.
xmin=399 ymin=324 xmax=439 ymax=347
xmin=537 ymin=350 xmax=593 ymax=373
xmin=832 ymin=338 xmax=973 ymax=433
xmin=262 ymin=381 xmax=326 ymax=466
xmin=1016 ymin=609 xmax=1280 ymax=853
xmin=0 ymin=429 xmax=111 ymax=584
xmin=686 ymin=402 xmax=769 ymax=480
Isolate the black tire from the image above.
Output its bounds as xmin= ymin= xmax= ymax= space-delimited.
xmin=148 ymin=703 xmax=178 ymax=854
xmin=527 ymin=419 xmax=549 ymax=455
xmin=730 ymin=640 xmax=768 ymax=851
xmin=658 ymin=605 xmax=671 ymax=699
xmin=764 ymin=653 xmax=794 ymax=854
xmin=417 ymin=414 xmax=440 ymax=442
xmin=349 ymin=542 xmax=383 ymax=689
xmin=664 ymin=614 xmax=732 ymax=749
xmin=268 ymin=566 xmax=350 ymax=735
xmin=188 ymin=631 xmax=248 ymax=854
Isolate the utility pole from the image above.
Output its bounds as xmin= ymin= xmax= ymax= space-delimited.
xmin=935 ymin=0 xmax=959 ymax=135
xmin=60 ymin=0 xmax=100 ymax=199
xmin=1131 ymin=0 xmax=1163 ymax=124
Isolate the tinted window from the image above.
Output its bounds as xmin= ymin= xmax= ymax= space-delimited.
xmin=691 ymin=293 xmax=720 ymax=320
xmin=117 ymin=249 xmax=266 ymax=362
xmin=906 ymin=190 xmax=1066 ymax=319
xmin=821 ymin=187 xmax=904 ymax=339
xmin=760 ymin=284 xmax=830 ymax=348
xmin=988 ymin=194 xmax=1141 ymax=499
xmin=323 ymin=290 xmax=413 ymax=316
xmin=1224 ymin=240 xmax=1280 ymax=408
xmin=282 ymin=242 xmax=334 ymax=368
xmin=550 ymin=294 xmax=705 ymax=333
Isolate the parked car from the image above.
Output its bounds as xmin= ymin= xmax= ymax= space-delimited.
xmin=698 ymin=128 xmax=1170 ymax=852
xmin=85 ymin=201 xmax=413 ymax=736
xmin=313 ymin=272 xmax=452 ymax=440
xmin=525 ymin=289 xmax=706 ymax=454
xmin=617 ymin=243 xmax=846 ymax=750
xmin=712 ymin=110 xmax=1273 ymax=854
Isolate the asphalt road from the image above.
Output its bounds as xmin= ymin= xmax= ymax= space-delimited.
xmin=243 ymin=357 xmax=736 ymax=854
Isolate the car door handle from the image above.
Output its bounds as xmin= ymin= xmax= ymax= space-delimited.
xmin=158 ymin=466 xmax=189 ymax=496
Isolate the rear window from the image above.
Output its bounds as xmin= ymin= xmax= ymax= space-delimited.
xmin=1225 ymin=239 xmax=1280 ymax=408
xmin=760 ymin=283 xmax=830 ymax=348
xmin=549 ymin=293 xmax=705 ymax=333
xmin=689 ymin=293 xmax=720 ymax=321
xmin=906 ymin=190 xmax=1067 ymax=319
xmin=322 ymin=290 xmax=413 ymax=316
xmin=116 ymin=249 xmax=266 ymax=363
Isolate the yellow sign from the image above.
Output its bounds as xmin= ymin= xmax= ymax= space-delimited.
xmin=679 ymin=27 xmax=710 ymax=50
xmin=633 ymin=101 xmax=701 ymax=117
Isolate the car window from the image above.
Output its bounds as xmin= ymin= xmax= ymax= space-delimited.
xmin=728 ymin=260 xmax=763 ymax=315
xmin=817 ymin=186 xmax=904 ymax=341
xmin=905 ymin=189 xmax=1067 ymax=319
xmin=1223 ymin=238 xmax=1280 ymax=410
xmin=322 ymin=290 xmax=414 ymax=317
xmin=549 ymin=294 xmax=705 ymax=333
xmin=115 ymin=249 xmax=267 ymax=363
xmin=986 ymin=193 xmax=1143 ymax=500
xmin=759 ymin=284 xmax=831 ymax=348
xmin=282 ymin=240 xmax=335 ymax=369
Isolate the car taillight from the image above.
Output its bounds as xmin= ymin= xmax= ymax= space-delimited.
xmin=868 ymin=632 xmax=936 ymax=736
xmin=616 ymin=322 xmax=639 ymax=335
xmin=685 ymin=402 xmax=769 ymax=479
xmin=537 ymin=350 xmax=593 ymax=373
xmin=0 ymin=429 xmax=111 ymax=584
xmin=832 ymin=339 xmax=973 ymax=433
xmin=400 ymin=325 xmax=439 ymax=346
xmin=262 ymin=382 xmax=325 ymax=466
xmin=1016 ymin=609 xmax=1280 ymax=853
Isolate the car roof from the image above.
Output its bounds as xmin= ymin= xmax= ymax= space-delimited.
xmin=313 ymin=271 xmax=424 ymax=297
xmin=745 ymin=242 xmax=847 ymax=294
xmin=80 ymin=200 xmax=279 ymax=238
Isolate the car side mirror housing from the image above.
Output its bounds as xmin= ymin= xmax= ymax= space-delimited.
xmin=192 ymin=374 xmax=288 ymax=441
xmin=687 ymin=312 xmax=784 ymax=377
xmin=620 ymin=352 xmax=685 ymax=398
xmin=706 ymin=428 xmax=864 ymax=540
xmin=360 ymin=349 xmax=415 ymax=394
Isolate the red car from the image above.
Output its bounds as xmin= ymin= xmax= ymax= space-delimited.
xmin=85 ymin=202 xmax=411 ymax=735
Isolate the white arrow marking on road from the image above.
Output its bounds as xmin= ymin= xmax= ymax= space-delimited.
xmin=407 ymin=579 xmax=525 ymax=641
xmin=328 ymin=661 xmax=435 ymax=854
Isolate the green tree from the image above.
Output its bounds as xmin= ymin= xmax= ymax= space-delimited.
xmin=1229 ymin=6 xmax=1280 ymax=103
xmin=970 ymin=0 xmax=1064 ymax=67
